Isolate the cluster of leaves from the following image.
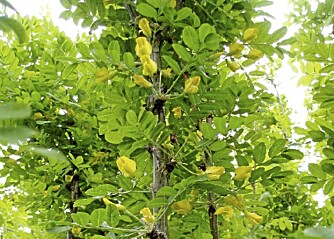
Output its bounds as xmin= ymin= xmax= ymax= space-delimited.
xmin=0 ymin=0 xmax=333 ymax=239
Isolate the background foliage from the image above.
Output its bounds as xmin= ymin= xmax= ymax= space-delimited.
xmin=0 ymin=0 xmax=333 ymax=238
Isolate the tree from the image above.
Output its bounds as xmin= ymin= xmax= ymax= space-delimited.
xmin=0 ymin=0 xmax=333 ymax=238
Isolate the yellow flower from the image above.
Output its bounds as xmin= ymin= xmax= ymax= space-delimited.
xmin=161 ymin=68 xmax=172 ymax=78
xmin=233 ymin=166 xmax=252 ymax=181
xmin=246 ymin=49 xmax=263 ymax=61
xmin=184 ymin=76 xmax=201 ymax=94
xmin=227 ymin=61 xmax=240 ymax=72
xmin=141 ymin=55 xmax=157 ymax=76
xmin=140 ymin=208 xmax=155 ymax=223
xmin=103 ymin=197 xmax=112 ymax=205
xmin=215 ymin=206 xmax=234 ymax=218
xmin=172 ymin=199 xmax=193 ymax=214
xmin=243 ymin=28 xmax=259 ymax=42
xmin=133 ymin=74 xmax=152 ymax=88
xmin=135 ymin=37 xmax=152 ymax=57
xmin=172 ymin=107 xmax=182 ymax=118
xmin=225 ymin=195 xmax=245 ymax=210
xmin=139 ymin=18 xmax=152 ymax=38
xmin=205 ymin=166 xmax=225 ymax=180
xmin=245 ymin=211 xmax=263 ymax=225
xmin=169 ymin=0 xmax=176 ymax=8
xmin=229 ymin=43 xmax=244 ymax=57
xmin=95 ymin=67 xmax=109 ymax=83
xmin=116 ymin=156 xmax=136 ymax=177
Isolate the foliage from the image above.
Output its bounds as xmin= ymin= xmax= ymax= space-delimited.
xmin=0 ymin=0 xmax=333 ymax=238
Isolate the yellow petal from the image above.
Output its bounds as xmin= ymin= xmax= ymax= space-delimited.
xmin=225 ymin=195 xmax=245 ymax=210
xmin=206 ymin=166 xmax=225 ymax=180
xmin=243 ymin=28 xmax=259 ymax=42
xmin=184 ymin=76 xmax=201 ymax=94
xmin=135 ymin=37 xmax=152 ymax=57
xmin=233 ymin=166 xmax=252 ymax=181
xmin=139 ymin=18 xmax=152 ymax=37
xmin=172 ymin=199 xmax=193 ymax=214
xmin=133 ymin=74 xmax=152 ymax=88
xmin=245 ymin=211 xmax=263 ymax=224
xmin=246 ymin=49 xmax=263 ymax=61
xmin=116 ymin=156 xmax=136 ymax=177
xmin=215 ymin=206 xmax=234 ymax=218
xmin=161 ymin=68 xmax=172 ymax=78
xmin=172 ymin=107 xmax=182 ymax=118
xmin=103 ymin=198 xmax=112 ymax=205
xmin=141 ymin=55 xmax=157 ymax=76
xmin=140 ymin=208 xmax=155 ymax=223
xmin=169 ymin=0 xmax=176 ymax=8
xmin=229 ymin=43 xmax=244 ymax=57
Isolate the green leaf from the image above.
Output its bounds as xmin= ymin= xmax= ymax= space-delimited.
xmin=300 ymin=176 xmax=319 ymax=184
xmin=30 ymin=147 xmax=67 ymax=163
xmin=203 ymin=33 xmax=220 ymax=51
xmin=308 ymin=163 xmax=327 ymax=180
xmin=147 ymin=198 xmax=169 ymax=208
xmin=319 ymin=64 xmax=334 ymax=73
xmin=324 ymin=178 xmax=334 ymax=195
xmin=322 ymin=163 xmax=334 ymax=176
xmin=156 ymin=186 xmax=177 ymax=196
xmin=198 ymin=23 xmax=216 ymax=43
xmin=162 ymin=55 xmax=181 ymax=74
xmin=86 ymin=184 xmax=118 ymax=196
xmin=61 ymin=63 xmax=78 ymax=79
xmin=0 ymin=102 xmax=30 ymax=119
xmin=182 ymin=26 xmax=199 ymax=51
xmin=304 ymin=225 xmax=334 ymax=239
xmin=73 ymin=198 xmax=96 ymax=207
xmin=249 ymin=167 xmax=265 ymax=182
xmin=229 ymin=116 xmax=243 ymax=129
xmin=281 ymin=149 xmax=304 ymax=160
xmin=123 ymin=52 xmax=135 ymax=68
xmin=267 ymin=27 xmax=287 ymax=44
xmin=268 ymin=139 xmax=286 ymax=157
xmin=308 ymin=130 xmax=326 ymax=142
xmin=71 ymin=212 xmax=90 ymax=226
xmin=105 ymin=130 xmax=124 ymax=144
xmin=90 ymin=42 xmax=107 ymax=62
xmin=249 ymin=70 xmax=266 ymax=76
xmin=90 ymin=208 xmax=107 ymax=227
xmin=175 ymin=7 xmax=192 ymax=22
xmin=106 ymin=204 xmax=120 ymax=227
xmin=136 ymin=3 xmax=158 ymax=19
xmin=0 ymin=16 xmax=28 ymax=43
xmin=146 ymin=0 xmax=161 ymax=8
xmin=126 ymin=110 xmax=137 ymax=126
xmin=200 ymin=123 xmax=216 ymax=139
xmin=172 ymin=44 xmax=192 ymax=62
xmin=0 ymin=127 xmax=35 ymax=144
xmin=253 ymin=143 xmax=266 ymax=164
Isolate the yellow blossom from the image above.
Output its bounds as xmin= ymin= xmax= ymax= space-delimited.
xmin=172 ymin=107 xmax=182 ymax=118
xmin=184 ymin=76 xmax=201 ymax=94
xmin=172 ymin=199 xmax=193 ymax=214
xmin=140 ymin=208 xmax=155 ymax=223
xmin=133 ymin=74 xmax=152 ymax=88
xmin=169 ymin=0 xmax=176 ymax=8
xmin=116 ymin=156 xmax=136 ymax=177
xmin=243 ymin=28 xmax=259 ymax=42
xmin=215 ymin=205 xmax=234 ymax=218
xmin=95 ymin=67 xmax=109 ymax=83
xmin=245 ymin=211 xmax=263 ymax=225
xmin=140 ymin=55 xmax=157 ymax=76
xmin=225 ymin=195 xmax=245 ymax=210
xmin=161 ymin=68 xmax=172 ymax=78
xmin=135 ymin=37 xmax=152 ymax=57
xmin=103 ymin=197 xmax=112 ymax=205
xmin=227 ymin=61 xmax=240 ymax=72
xmin=246 ymin=49 xmax=263 ymax=61
xmin=139 ymin=18 xmax=151 ymax=37
xmin=205 ymin=166 xmax=225 ymax=180
xmin=233 ymin=166 xmax=252 ymax=181
xmin=229 ymin=43 xmax=244 ymax=57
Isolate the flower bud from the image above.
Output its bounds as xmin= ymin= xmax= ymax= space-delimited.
xmin=233 ymin=166 xmax=252 ymax=181
xmin=225 ymin=195 xmax=245 ymax=210
xmin=140 ymin=208 xmax=155 ymax=223
xmin=184 ymin=76 xmax=201 ymax=94
xmin=205 ymin=166 xmax=225 ymax=180
xmin=172 ymin=199 xmax=193 ymax=214
xmin=229 ymin=43 xmax=244 ymax=57
xmin=245 ymin=211 xmax=263 ymax=224
xmin=135 ymin=37 xmax=152 ymax=57
xmin=246 ymin=49 xmax=263 ymax=61
xmin=95 ymin=67 xmax=109 ymax=83
xmin=161 ymin=68 xmax=172 ymax=78
xmin=139 ymin=18 xmax=152 ymax=38
xmin=215 ymin=205 xmax=234 ymax=218
xmin=133 ymin=74 xmax=152 ymax=88
xmin=141 ymin=55 xmax=157 ymax=76
xmin=116 ymin=156 xmax=136 ymax=177
xmin=172 ymin=107 xmax=182 ymax=118
xmin=169 ymin=0 xmax=176 ymax=8
xmin=227 ymin=61 xmax=240 ymax=72
xmin=243 ymin=28 xmax=259 ymax=42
